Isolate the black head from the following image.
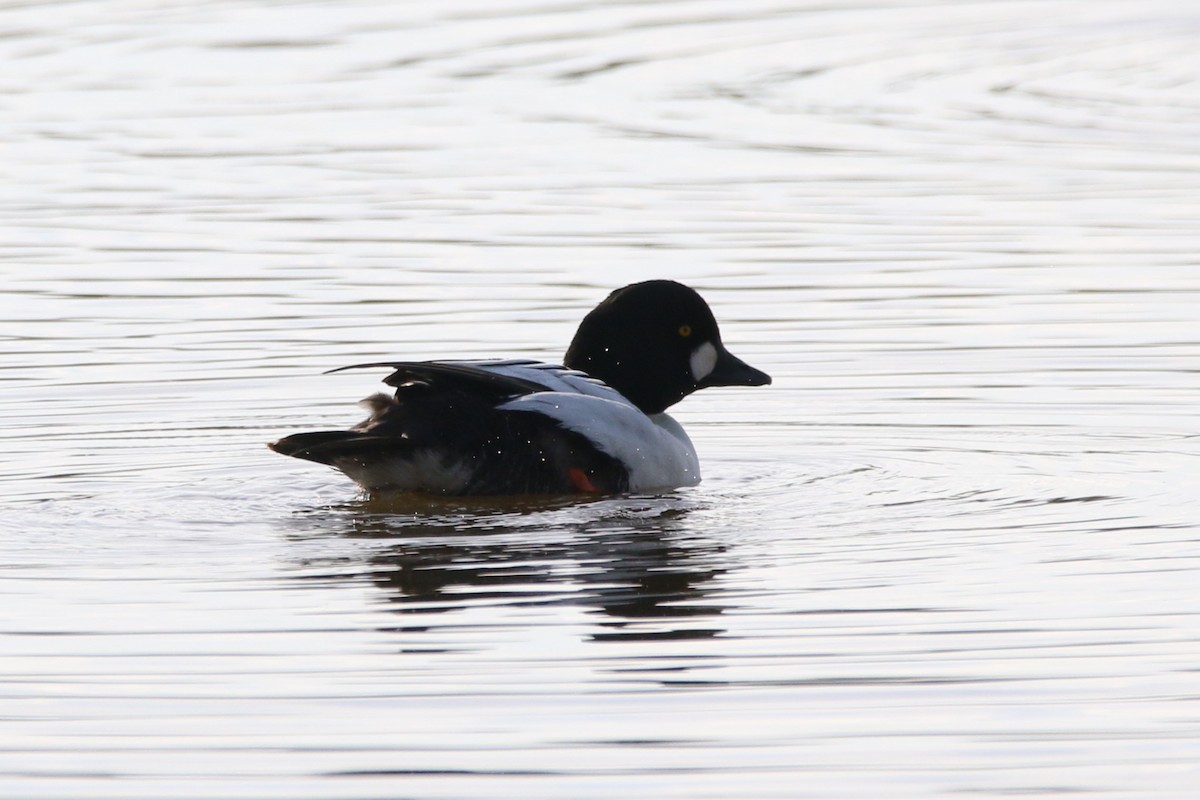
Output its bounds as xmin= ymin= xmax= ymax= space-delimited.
xmin=564 ymin=280 xmax=771 ymax=414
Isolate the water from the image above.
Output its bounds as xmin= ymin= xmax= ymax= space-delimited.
xmin=2 ymin=1 xmax=1199 ymax=797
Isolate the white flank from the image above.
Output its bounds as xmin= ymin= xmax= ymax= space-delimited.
xmin=689 ymin=342 xmax=718 ymax=382
xmin=499 ymin=393 xmax=700 ymax=491
xmin=430 ymin=360 xmax=702 ymax=491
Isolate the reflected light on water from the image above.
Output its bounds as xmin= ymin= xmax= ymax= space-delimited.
xmin=2 ymin=1 xmax=1199 ymax=798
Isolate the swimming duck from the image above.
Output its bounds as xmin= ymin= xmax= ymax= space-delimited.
xmin=269 ymin=280 xmax=770 ymax=495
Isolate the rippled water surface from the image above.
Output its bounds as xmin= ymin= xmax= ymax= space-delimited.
xmin=3 ymin=1 xmax=1199 ymax=798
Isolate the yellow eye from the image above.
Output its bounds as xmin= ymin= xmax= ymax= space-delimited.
xmin=678 ymin=324 xmax=692 ymax=337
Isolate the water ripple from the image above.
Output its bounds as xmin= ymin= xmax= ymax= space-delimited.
xmin=3 ymin=1 xmax=1200 ymax=798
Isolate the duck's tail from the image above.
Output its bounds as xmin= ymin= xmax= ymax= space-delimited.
xmin=269 ymin=431 xmax=475 ymax=494
xmin=270 ymin=391 xmax=403 ymax=465
xmin=269 ymin=431 xmax=399 ymax=466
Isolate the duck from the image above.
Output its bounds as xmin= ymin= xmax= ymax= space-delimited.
xmin=269 ymin=280 xmax=771 ymax=495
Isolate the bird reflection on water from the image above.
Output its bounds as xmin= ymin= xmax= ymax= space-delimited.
xmin=284 ymin=493 xmax=731 ymax=642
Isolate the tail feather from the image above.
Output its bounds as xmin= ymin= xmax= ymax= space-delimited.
xmin=271 ymin=430 xmax=474 ymax=493
xmin=268 ymin=431 xmax=406 ymax=465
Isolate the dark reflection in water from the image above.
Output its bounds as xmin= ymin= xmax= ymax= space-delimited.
xmin=284 ymin=494 xmax=729 ymax=641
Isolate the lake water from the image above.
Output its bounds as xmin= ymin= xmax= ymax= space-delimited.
xmin=2 ymin=1 xmax=1199 ymax=798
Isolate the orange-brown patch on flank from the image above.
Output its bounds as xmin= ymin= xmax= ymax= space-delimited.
xmin=566 ymin=466 xmax=599 ymax=493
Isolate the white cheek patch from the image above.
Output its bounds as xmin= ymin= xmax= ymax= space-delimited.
xmin=689 ymin=341 xmax=718 ymax=382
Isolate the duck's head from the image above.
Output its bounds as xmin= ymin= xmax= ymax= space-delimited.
xmin=564 ymin=280 xmax=771 ymax=414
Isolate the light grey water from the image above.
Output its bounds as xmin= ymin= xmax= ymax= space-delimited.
xmin=2 ymin=1 xmax=1199 ymax=798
